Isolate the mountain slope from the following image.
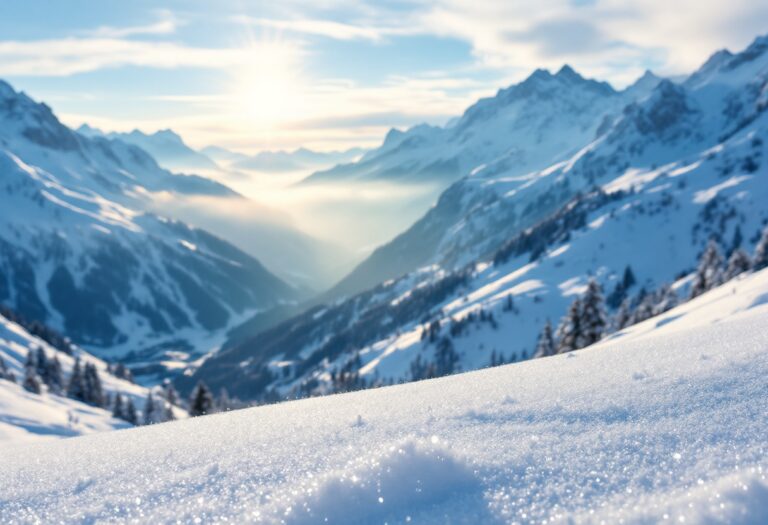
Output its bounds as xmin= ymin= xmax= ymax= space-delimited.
xmin=3 ymin=271 xmax=768 ymax=523
xmin=0 ymin=80 xmax=299 ymax=375
xmin=0 ymin=309 xmax=155 ymax=442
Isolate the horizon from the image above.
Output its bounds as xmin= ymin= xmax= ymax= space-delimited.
xmin=1 ymin=1 xmax=766 ymax=154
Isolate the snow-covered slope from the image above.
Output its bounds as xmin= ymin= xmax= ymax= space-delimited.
xmin=78 ymin=125 xmax=220 ymax=174
xmin=194 ymin=34 xmax=768 ymax=402
xmin=0 ymin=310 xmax=153 ymax=442
xmin=3 ymin=271 xmax=768 ymax=523
xmin=327 ymin=36 xmax=766 ymax=299
xmin=0 ymin=79 xmax=300 ymax=376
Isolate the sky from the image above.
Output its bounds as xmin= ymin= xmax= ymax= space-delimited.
xmin=0 ymin=1 xmax=767 ymax=153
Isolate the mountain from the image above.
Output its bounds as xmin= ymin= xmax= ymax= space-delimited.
xmin=78 ymin=125 xmax=220 ymax=173
xmin=301 ymin=67 xmax=660 ymax=190
xmin=294 ymin=67 xmax=662 ymax=291
xmin=0 ymin=307 xmax=168 ymax=442
xmin=4 ymin=269 xmax=768 ymax=522
xmin=183 ymin=35 xmax=768 ymax=402
xmin=200 ymin=144 xmax=250 ymax=165
xmin=199 ymin=144 xmax=366 ymax=173
xmin=0 ymin=79 xmax=300 ymax=378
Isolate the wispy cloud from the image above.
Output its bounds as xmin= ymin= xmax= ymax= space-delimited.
xmin=84 ymin=10 xmax=181 ymax=38
xmin=233 ymin=16 xmax=387 ymax=41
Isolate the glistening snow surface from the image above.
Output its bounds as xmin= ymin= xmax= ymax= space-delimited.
xmin=2 ymin=271 xmax=768 ymax=524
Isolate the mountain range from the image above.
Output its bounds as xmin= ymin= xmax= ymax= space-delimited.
xmin=179 ymin=34 xmax=768 ymax=401
xmin=0 ymin=80 xmax=302 ymax=379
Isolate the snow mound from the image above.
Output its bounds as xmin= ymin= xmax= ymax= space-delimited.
xmin=281 ymin=438 xmax=484 ymax=525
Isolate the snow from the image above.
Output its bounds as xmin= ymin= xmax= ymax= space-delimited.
xmin=2 ymin=270 xmax=767 ymax=523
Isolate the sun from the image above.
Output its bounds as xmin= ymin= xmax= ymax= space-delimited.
xmin=231 ymin=39 xmax=304 ymax=126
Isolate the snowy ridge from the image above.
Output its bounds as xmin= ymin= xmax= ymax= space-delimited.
xmin=3 ymin=270 xmax=768 ymax=522
xmin=0 ymin=310 xmax=156 ymax=442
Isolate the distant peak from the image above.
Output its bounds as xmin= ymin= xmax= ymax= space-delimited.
xmin=0 ymin=78 xmax=17 ymax=99
xmin=556 ymin=64 xmax=581 ymax=80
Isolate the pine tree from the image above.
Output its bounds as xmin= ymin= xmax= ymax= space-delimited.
xmin=35 ymin=347 xmax=48 ymax=385
xmin=164 ymin=380 xmax=179 ymax=420
xmin=189 ymin=381 xmax=214 ymax=417
xmin=613 ymin=298 xmax=633 ymax=331
xmin=44 ymin=356 xmax=64 ymax=394
xmin=725 ymin=249 xmax=751 ymax=280
xmin=534 ymin=320 xmax=557 ymax=357
xmin=67 ymin=357 xmax=86 ymax=402
xmin=434 ymin=336 xmax=459 ymax=377
xmin=144 ymin=393 xmax=157 ymax=425
xmin=579 ymin=279 xmax=606 ymax=348
xmin=753 ymin=226 xmax=768 ymax=271
xmin=112 ymin=393 xmax=125 ymax=420
xmin=690 ymin=239 xmax=724 ymax=298
xmin=0 ymin=356 xmax=15 ymax=383
xmin=23 ymin=366 xmax=42 ymax=394
xmin=22 ymin=351 xmax=43 ymax=394
xmin=217 ymin=387 xmax=232 ymax=412
xmin=124 ymin=397 xmax=138 ymax=425
xmin=83 ymin=363 xmax=105 ymax=407
xmin=630 ymin=292 xmax=656 ymax=325
xmin=556 ymin=298 xmax=582 ymax=353
xmin=653 ymin=284 xmax=679 ymax=316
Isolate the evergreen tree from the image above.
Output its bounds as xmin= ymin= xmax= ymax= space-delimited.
xmin=143 ymin=393 xmax=157 ymax=425
xmin=753 ymin=226 xmax=768 ymax=271
xmin=613 ymin=298 xmax=633 ymax=331
xmin=579 ymin=279 xmax=606 ymax=348
xmin=189 ymin=381 xmax=215 ymax=417
xmin=23 ymin=366 xmax=42 ymax=394
xmin=630 ymin=292 xmax=656 ymax=325
xmin=113 ymin=362 xmax=135 ymax=383
xmin=112 ymin=393 xmax=125 ymax=420
xmin=124 ymin=397 xmax=138 ymax=425
xmin=690 ymin=240 xmax=724 ymax=298
xmin=34 ymin=347 xmax=48 ymax=385
xmin=45 ymin=356 xmax=64 ymax=394
xmin=83 ymin=363 xmax=105 ymax=407
xmin=434 ymin=336 xmax=459 ymax=377
xmin=217 ymin=387 xmax=232 ymax=412
xmin=0 ymin=356 xmax=16 ymax=383
xmin=67 ymin=357 xmax=86 ymax=402
xmin=653 ymin=284 xmax=679 ymax=316
xmin=725 ymin=249 xmax=751 ymax=280
xmin=556 ymin=298 xmax=582 ymax=353
xmin=164 ymin=380 xmax=179 ymax=420
xmin=22 ymin=350 xmax=43 ymax=394
xmin=534 ymin=320 xmax=557 ymax=357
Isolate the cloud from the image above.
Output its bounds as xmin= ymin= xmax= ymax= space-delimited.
xmin=415 ymin=0 xmax=768 ymax=82
xmin=234 ymin=16 xmax=386 ymax=41
xmin=85 ymin=10 xmax=181 ymax=38
xmin=0 ymin=38 xmax=251 ymax=77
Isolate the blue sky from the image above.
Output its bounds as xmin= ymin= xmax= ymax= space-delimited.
xmin=0 ymin=1 xmax=766 ymax=152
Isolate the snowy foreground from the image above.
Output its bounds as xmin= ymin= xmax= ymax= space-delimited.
xmin=3 ymin=272 xmax=768 ymax=524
